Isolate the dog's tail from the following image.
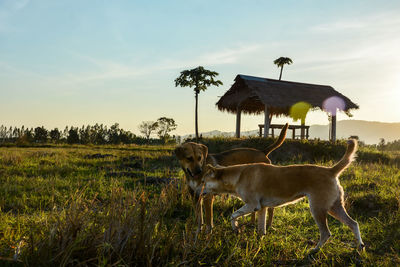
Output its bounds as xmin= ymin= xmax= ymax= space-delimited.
xmin=265 ymin=123 xmax=289 ymax=156
xmin=330 ymin=139 xmax=358 ymax=176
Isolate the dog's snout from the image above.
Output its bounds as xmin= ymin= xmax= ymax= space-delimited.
xmin=194 ymin=166 xmax=202 ymax=175
xmin=186 ymin=168 xmax=194 ymax=178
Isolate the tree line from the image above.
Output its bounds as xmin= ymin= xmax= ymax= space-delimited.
xmin=0 ymin=118 xmax=177 ymax=145
xmin=377 ymin=138 xmax=400 ymax=151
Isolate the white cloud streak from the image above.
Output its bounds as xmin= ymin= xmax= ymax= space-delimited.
xmin=14 ymin=0 xmax=30 ymax=10
xmin=310 ymin=11 xmax=400 ymax=33
xmin=53 ymin=44 xmax=262 ymax=86
xmin=297 ymin=11 xmax=400 ymax=73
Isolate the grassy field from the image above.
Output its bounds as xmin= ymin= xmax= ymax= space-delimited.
xmin=0 ymin=141 xmax=399 ymax=266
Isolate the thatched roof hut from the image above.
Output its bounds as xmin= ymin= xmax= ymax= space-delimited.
xmin=216 ymin=74 xmax=359 ymax=141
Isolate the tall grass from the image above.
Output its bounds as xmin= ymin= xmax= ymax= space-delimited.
xmin=0 ymin=142 xmax=399 ymax=266
xmin=16 ymin=184 xmax=186 ymax=266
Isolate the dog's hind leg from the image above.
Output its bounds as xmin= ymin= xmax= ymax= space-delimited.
xmin=309 ymin=206 xmax=331 ymax=254
xmin=257 ymin=207 xmax=267 ymax=235
xmin=256 ymin=207 xmax=274 ymax=235
xmin=231 ymin=204 xmax=259 ymax=232
xmin=328 ymin=199 xmax=365 ymax=251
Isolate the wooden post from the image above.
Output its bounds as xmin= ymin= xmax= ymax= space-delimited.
xmin=263 ymin=105 xmax=270 ymax=138
xmin=331 ymin=114 xmax=337 ymax=142
xmin=259 ymin=125 xmax=262 ymax=137
xmin=292 ymin=128 xmax=295 ymax=139
xmin=301 ymin=122 xmax=305 ymax=140
xmin=235 ymin=107 xmax=241 ymax=138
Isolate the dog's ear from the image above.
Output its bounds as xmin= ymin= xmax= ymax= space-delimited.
xmin=174 ymin=146 xmax=185 ymax=159
xmin=199 ymin=143 xmax=208 ymax=159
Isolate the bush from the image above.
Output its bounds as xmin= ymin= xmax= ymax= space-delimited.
xmin=185 ymin=137 xmax=394 ymax=165
xmin=186 ymin=137 xmax=347 ymax=164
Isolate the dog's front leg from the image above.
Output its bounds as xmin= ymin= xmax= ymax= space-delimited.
xmin=266 ymin=207 xmax=274 ymax=230
xmin=203 ymin=193 xmax=214 ymax=233
xmin=194 ymin=195 xmax=203 ymax=234
xmin=231 ymin=204 xmax=258 ymax=232
xmin=189 ymin=187 xmax=204 ymax=234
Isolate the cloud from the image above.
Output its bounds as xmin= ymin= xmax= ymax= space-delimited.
xmin=311 ymin=21 xmax=365 ymax=32
xmin=310 ymin=11 xmax=400 ymax=34
xmin=0 ymin=0 xmax=30 ymax=33
xmin=54 ymin=44 xmax=262 ymax=86
xmin=14 ymin=0 xmax=30 ymax=10
xmin=0 ymin=43 xmax=262 ymax=96
xmin=59 ymin=52 xmax=149 ymax=84
xmin=0 ymin=61 xmax=44 ymax=78
xmin=191 ymin=44 xmax=262 ymax=66
xmin=297 ymin=11 xmax=400 ymax=73
xmin=154 ymin=44 xmax=262 ymax=70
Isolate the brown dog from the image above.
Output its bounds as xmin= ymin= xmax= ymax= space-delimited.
xmin=174 ymin=124 xmax=288 ymax=233
xmin=201 ymin=139 xmax=364 ymax=254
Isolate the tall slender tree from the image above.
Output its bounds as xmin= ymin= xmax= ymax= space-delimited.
xmin=273 ymin=57 xmax=293 ymax=80
xmin=175 ymin=66 xmax=223 ymax=140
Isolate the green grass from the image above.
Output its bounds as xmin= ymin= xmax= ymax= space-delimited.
xmin=0 ymin=142 xmax=399 ymax=266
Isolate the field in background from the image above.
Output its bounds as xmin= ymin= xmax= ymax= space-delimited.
xmin=0 ymin=140 xmax=399 ymax=266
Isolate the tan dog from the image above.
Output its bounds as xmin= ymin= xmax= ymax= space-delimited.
xmin=201 ymin=139 xmax=364 ymax=254
xmin=175 ymin=124 xmax=288 ymax=233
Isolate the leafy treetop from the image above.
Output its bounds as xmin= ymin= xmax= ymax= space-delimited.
xmin=174 ymin=66 xmax=223 ymax=93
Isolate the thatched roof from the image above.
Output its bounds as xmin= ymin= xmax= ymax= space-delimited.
xmin=216 ymin=75 xmax=359 ymax=116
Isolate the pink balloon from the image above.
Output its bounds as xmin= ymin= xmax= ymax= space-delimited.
xmin=323 ymin=96 xmax=345 ymax=115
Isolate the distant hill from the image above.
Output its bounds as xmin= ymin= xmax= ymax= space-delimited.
xmin=310 ymin=120 xmax=400 ymax=144
xmin=181 ymin=120 xmax=400 ymax=144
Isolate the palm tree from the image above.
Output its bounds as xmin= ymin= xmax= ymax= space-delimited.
xmin=175 ymin=66 xmax=223 ymax=140
xmin=273 ymin=57 xmax=293 ymax=80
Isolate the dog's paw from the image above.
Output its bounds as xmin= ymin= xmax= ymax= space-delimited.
xmin=231 ymin=226 xmax=241 ymax=234
xmin=233 ymin=228 xmax=242 ymax=234
xmin=205 ymin=225 xmax=213 ymax=234
xmin=257 ymin=228 xmax=266 ymax=236
xmin=231 ymin=219 xmax=239 ymax=231
xmin=306 ymin=253 xmax=317 ymax=263
xmin=308 ymin=247 xmax=320 ymax=255
xmin=357 ymin=243 xmax=366 ymax=253
xmin=231 ymin=223 xmax=241 ymax=234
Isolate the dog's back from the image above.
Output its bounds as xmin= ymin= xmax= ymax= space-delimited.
xmin=210 ymin=148 xmax=270 ymax=166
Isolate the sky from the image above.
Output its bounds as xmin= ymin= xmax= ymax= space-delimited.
xmin=1 ymin=0 xmax=400 ymax=136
